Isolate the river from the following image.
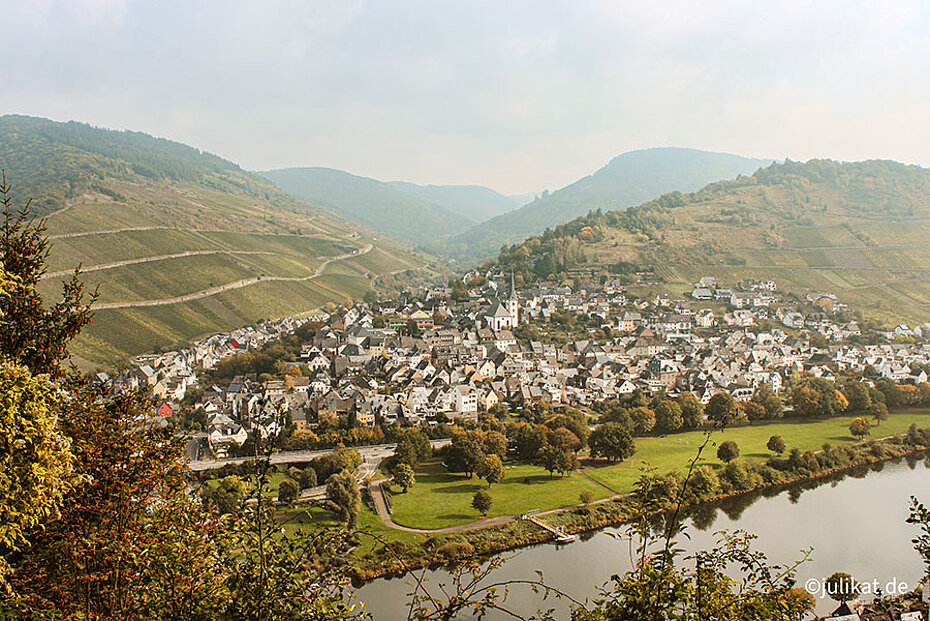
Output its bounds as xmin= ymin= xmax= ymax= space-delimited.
xmin=356 ymin=453 xmax=930 ymax=620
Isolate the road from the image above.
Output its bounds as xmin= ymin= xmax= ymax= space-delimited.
xmin=47 ymin=225 xmax=330 ymax=240
xmin=93 ymin=244 xmax=373 ymax=309
xmin=188 ymin=438 xmax=449 ymax=472
xmin=41 ymin=249 xmax=276 ymax=279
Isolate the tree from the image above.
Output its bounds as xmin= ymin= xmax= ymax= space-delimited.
xmin=869 ymin=401 xmax=890 ymax=427
xmin=833 ymin=389 xmax=849 ymax=413
xmin=0 ymin=361 xmax=74 ymax=551
xmin=277 ymin=478 xmax=299 ymax=505
xmin=579 ymin=490 xmax=594 ymax=505
xmin=9 ymin=391 xmax=226 ymax=619
xmin=630 ymin=407 xmax=656 ymax=435
xmin=752 ymin=384 xmax=783 ymax=419
xmin=0 ymin=178 xmax=96 ymax=377
xmin=588 ymin=422 xmax=636 ymax=462
xmin=849 ymin=416 xmax=870 ymax=439
xmin=334 ymin=447 xmax=362 ymax=472
xmin=297 ymin=465 xmax=318 ymax=489
xmin=705 ymin=393 xmax=738 ymax=422
xmin=791 ymin=386 xmax=821 ymax=418
xmin=326 ymin=471 xmax=361 ymax=528
xmin=740 ymin=400 xmax=766 ymax=421
xmin=207 ymin=474 xmax=249 ymax=514
xmin=393 ymin=463 xmax=416 ymax=492
xmin=487 ymin=403 xmax=510 ymax=419
xmin=781 ymin=586 xmax=816 ymax=621
xmin=687 ymin=465 xmax=720 ymax=498
xmin=394 ymin=428 xmax=432 ymax=466
xmin=717 ymin=440 xmax=740 ymax=463
xmin=547 ymin=426 xmax=581 ymax=452
xmin=544 ymin=408 xmax=589 ymax=444
xmin=536 ymin=445 xmax=576 ymax=478
xmin=824 ymin=572 xmax=859 ymax=603
xmin=654 ymin=400 xmax=683 ymax=433
xmin=477 ymin=453 xmax=505 ymax=488
xmin=918 ymin=382 xmax=930 ymax=405
xmin=766 ymin=434 xmax=786 ymax=456
xmin=481 ymin=430 xmax=509 ymax=457
xmin=844 ymin=381 xmax=872 ymax=412
xmin=678 ymin=392 xmax=704 ymax=428
xmin=445 ymin=438 xmax=485 ymax=478
xmin=510 ymin=423 xmax=547 ymax=461
xmin=472 ymin=489 xmax=493 ymax=516
xmin=876 ymin=379 xmax=905 ymax=409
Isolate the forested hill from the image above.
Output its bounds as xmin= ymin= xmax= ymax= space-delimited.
xmin=441 ymin=147 xmax=771 ymax=263
xmin=260 ymin=167 xmax=475 ymax=243
xmin=0 ymin=115 xmax=264 ymax=214
xmin=0 ymin=115 xmax=434 ymax=366
xmin=384 ymin=180 xmax=520 ymax=224
xmin=261 ymin=167 xmax=521 ymax=243
xmin=495 ymin=158 xmax=930 ymax=325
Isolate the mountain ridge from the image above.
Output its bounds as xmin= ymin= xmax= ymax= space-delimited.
xmin=261 ymin=166 xmax=515 ymax=243
xmin=493 ymin=157 xmax=930 ymax=325
xmin=0 ymin=115 xmax=435 ymax=366
xmin=441 ymin=147 xmax=772 ymax=263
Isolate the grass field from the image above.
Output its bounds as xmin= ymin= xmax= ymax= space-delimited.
xmin=281 ymin=504 xmax=431 ymax=556
xmin=582 ymin=409 xmax=930 ymax=494
xmin=388 ymin=461 xmax=612 ymax=530
xmin=386 ymin=410 xmax=930 ymax=530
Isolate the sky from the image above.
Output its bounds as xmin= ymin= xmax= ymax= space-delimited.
xmin=2 ymin=0 xmax=930 ymax=194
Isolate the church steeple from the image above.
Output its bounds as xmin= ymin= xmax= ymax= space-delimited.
xmin=506 ymin=270 xmax=519 ymax=328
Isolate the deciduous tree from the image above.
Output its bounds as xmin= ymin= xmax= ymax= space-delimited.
xmin=472 ymin=489 xmax=493 ymax=516
xmin=277 ymin=478 xmax=299 ymax=505
xmin=766 ymin=435 xmax=786 ymax=456
xmin=678 ymin=392 xmax=704 ymax=428
xmin=869 ymin=401 xmax=890 ymax=427
xmin=654 ymin=400 xmax=683 ymax=433
xmin=393 ymin=463 xmax=416 ymax=492
xmin=477 ymin=453 xmax=505 ymax=488
xmin=717 ymin=440 xmax=740 ymax=463
xmin=326 ymin=471 xmax=361 ymax=528
xmin=0 ymin=361 xmax=73 ymax=551
xmin=850 ymin=417 xmax=870 ymax=439
xmin=588 ymin=422 xmax=636 ymax=462
xmin=706 ymin=393 xmax=738 ymax=422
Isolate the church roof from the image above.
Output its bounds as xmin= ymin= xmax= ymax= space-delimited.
xmin=486 ymin=301 xmax=512 ymax=318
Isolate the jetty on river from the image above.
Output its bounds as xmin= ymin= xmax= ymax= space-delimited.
xmin=524 ymin=514 xmax=576 ymax=543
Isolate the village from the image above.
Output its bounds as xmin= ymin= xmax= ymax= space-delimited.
xmin=101 ymin=269 xmax=930 ymax=463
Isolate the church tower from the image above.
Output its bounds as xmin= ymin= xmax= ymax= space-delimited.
xmin=506 ymin=271 xmax=519 ymax=328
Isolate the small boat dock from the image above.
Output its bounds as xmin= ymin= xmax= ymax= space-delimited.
xmin=524 ymin=515 xmax=576 ymax=543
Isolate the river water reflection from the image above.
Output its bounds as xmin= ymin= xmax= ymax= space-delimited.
xmin=358 ymin=454 xmax=930 ymax=620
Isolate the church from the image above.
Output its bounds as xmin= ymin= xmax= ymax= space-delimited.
xmin=483 ymin=273 xmax=519 ymax=331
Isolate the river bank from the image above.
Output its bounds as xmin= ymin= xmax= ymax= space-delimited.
xmin=356 ymin=450 xmax=930 ymax=619
xmin=349 ymin=429 xmax=930 ymax=582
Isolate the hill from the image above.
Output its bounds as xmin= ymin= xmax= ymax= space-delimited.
xmin=495 ymin=158 xmax=930 ymax=326
xmin=0 ymin=115 xmax=436 ymax=366
xmin=384 ymin=180 xmax=520 ymax=224
xmin=442 ymin=147 xmax=771 ymax=262
xmin=261 ymin=167 xmax=509 ymax=243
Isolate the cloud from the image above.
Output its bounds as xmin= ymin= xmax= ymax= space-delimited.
xmin=1 ymin=0 xmax=929 ymax=193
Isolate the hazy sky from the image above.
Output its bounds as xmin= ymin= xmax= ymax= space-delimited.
xmin=3 ymin=0 xmax=930 ymax=194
